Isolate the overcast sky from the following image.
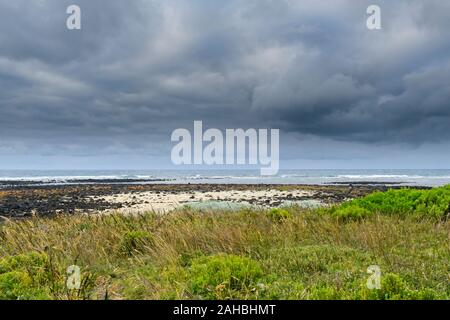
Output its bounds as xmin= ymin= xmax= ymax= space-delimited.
xmin=0 ymin=0 xmax=449 ymax=170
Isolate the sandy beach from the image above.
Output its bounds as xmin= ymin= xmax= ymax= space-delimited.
xmin=0 ymin=182 xmax=395 ymax=218
xmin=92 ymin=188 xmax=319 ymax=214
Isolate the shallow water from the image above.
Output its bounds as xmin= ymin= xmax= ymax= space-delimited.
xmin=184 ymin=201 xmax=254 ymax=211
xmin=183 ymin=199 xmax=325 ymax=211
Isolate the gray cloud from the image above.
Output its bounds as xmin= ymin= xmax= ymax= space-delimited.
xmin=0 ymin=0 xmax=449 ymax=167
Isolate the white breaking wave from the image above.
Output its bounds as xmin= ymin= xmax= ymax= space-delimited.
xmin=0 ymin=175 xmax=156 ymax=182
xmin=336 ymin=175 xmax=450 ymax=179
xmin=0 ymin=170 xmax=449 ymax=187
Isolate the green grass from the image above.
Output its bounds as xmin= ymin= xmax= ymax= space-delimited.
xmin=0 ymin=186 xmax=448 ymax=300
xmin=120 ymin=230 xmax=155 ymax=256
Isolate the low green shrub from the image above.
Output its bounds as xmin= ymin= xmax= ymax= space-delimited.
xmin=0 ymin=271 xmax=50 ymax=300
xmin=0 ymin=251 xmax=50 ymax=281
xmin=330 ymin=205 xmax=373 ymax=220
xmin=328 ymin=185 xmax=450 ymax=220
xmin=364 ymin=273 xmax=447 ymax=300
xmin=373 ymin=273 xmax=408 ymax=300
xmin=308 ymin=285 xmax=343 ymax=300
xmin=0 ymin=252 xmax=52 ymax=300
xmin=189 ymin=254 xmax=263 ymax=298
xmin=267 ymin=208 xmax=292 ymax=222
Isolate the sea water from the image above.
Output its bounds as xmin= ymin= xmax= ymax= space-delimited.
xmin=0 ymin=169 xmax=449 ymax=187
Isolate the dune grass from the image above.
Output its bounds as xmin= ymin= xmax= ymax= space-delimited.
xmin=0 ymin=187 xmax=449 ymax=300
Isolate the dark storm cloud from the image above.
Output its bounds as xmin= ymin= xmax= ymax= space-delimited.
xmin=0 ymin=0 xmax=449 ymax=159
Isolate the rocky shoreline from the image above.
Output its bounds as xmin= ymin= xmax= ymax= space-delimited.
xmin=0 ymin=183 xmax=421 ymax=218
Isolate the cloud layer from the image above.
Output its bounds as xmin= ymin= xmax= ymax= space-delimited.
xmin=0 ymin=0 xmax=449 ymax=167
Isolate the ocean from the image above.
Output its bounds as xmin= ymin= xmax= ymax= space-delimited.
xmin=0 ymin=169 xmax=449 ymax=187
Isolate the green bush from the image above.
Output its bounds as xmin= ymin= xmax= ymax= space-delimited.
xmin=0 ymin=252 xmax=50 ymax=281
xmin=0 ymin=252 xmax=52 ymax=300
xmin=329 ymin=185 xmax=450 ymax=220
xmin=267 ymin=208 xmax=292 ymax=222
xmin=331 ymin=205 xmax=373 ymax=220
xmin=120 ymin=231 xmax=154 ymax=255
xmin=365 ymin=273 xmax=447 ymax=300
xmin=0 ymin=271 xmax=31 ymax=299
xmin=308 ymin=285 xmax=343 ymax=300
xmin=375 ymin=273 xmax=408 ymax=300
xmin=189 ymin=254 xmax=263 ymax=298
xmin=0 ymin=271 xmax=50 ymax=300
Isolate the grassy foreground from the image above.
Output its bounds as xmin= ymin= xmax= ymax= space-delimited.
xmin=0 ymin=186 xmax=449 ymax=300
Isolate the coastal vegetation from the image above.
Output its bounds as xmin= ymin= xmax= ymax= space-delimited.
xmin=0 ymin=186 xmax=448 ymax=300
xmin=328 ymin=185 xmax=450 ymax=220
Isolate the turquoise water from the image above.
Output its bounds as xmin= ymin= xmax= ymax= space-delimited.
xmin=184 ymin=199 xmax=325 ymax=211
xmin=184 ymin=201 xmax=254 ymax=211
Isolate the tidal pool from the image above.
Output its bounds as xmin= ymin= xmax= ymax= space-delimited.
xmin=184 ymin=199 xmax=324 ymax=211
